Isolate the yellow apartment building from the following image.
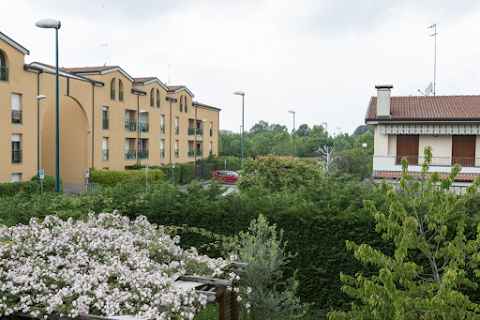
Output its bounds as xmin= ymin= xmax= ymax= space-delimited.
xmin=0 ymin=31 xmax=220 ymax=184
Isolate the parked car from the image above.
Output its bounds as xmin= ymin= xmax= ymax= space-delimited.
xmin=212 ymin=170 xmax=239 ymax=183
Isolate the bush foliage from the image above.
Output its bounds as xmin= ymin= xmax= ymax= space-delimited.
xmin=89 ymin=168 xmax=165 ymax=187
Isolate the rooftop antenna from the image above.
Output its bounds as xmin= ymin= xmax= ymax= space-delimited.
xmin=101 ymin=44 xmax=107 ymax=66
xmin=168 ymin=65 xmax=171 ymax=85
xmin=428 ymin=23 xmax=437 ymax=96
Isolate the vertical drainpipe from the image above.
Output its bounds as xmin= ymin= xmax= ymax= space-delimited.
xmin=137 ymin=93 xmax=140 ymax=167
xmin=37 ymin=71 xmax=41 ymax=185
xmin=194 ymin=101 xmax=197 ymax=163
xmin=169 ymin=100 xmax=172 ymax=164
xmin=92 ymin=83 xmax=95 ymax=169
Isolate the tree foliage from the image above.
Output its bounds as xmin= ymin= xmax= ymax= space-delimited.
xmin=329 ymin=147 xmax=480 ymax=319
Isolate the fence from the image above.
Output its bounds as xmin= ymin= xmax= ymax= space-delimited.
xmin=63 ymin=182 xmax=99 ymax=196
xmin=194 ymin=163 xmax=217 ymax=180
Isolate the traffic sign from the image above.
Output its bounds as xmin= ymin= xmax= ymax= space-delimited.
xmin=85 ymin=169 xmax=90 ymax=178
xmin=39 ymin=170 xmax=45 ymax=180
xmin=172 ymin=162 xmax=175 ymax=168
xmin=145 ymin=164 xmax=149 ymax=171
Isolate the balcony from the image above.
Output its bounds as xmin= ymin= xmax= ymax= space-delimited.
xmin=0 ymin=66 xmax=8 ymax=81
xmin=12 ymin=150 xmax=22 ymax=163
xmin=160 ymin=149 xmax=165 ymax=159
xmin=102 ymin=149 xmax=109 ymax=161
xmin=188 ymin=127 xmax=195 ymax=136
xmin=175 ymin=149 xmax=179 ymax=158
xmin=11 ymin=110 xmax=22 ymax=124
xmin=119 ymin=91 xmax=124 ymax=102
xmin=125 ymin=121 xmax=136 ymax=132
xmin=103 ymin=118 xmax=109 ymax=130
xmin=157 ymin=100 xmax=160 ymax=108
xmin=150 ymin=98 xmax=154 ymax=107
xmin=138 ymin=149 xmax=149 ymax=159
xmin=374 ymin=155 xmax=480 ymax=175
xmin=110 ymin=89 xmax=115 ymax=100
xmin=196 ymin=128 xmax=203 ymax=136
xmin=196 ymin=149 xmax=203 ymax=157
xmin=139 ymin=122 xmax=149 ymax=133
xmin=161 ymin=125 xmax=165 ymax=134
xmin=175 ymin=126 xmax=179 ymax=135
xmin=125 ymin=149 xmax=136 ymax=160
xmin=188 ymin=149 xmax=195 ymax=158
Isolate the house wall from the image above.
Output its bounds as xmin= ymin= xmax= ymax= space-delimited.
xmin=419 ymin=135 xmax=452 ymax=157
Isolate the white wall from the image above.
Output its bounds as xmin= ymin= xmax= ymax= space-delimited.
xmin=419 ymin=135 xmax=452 ymax=157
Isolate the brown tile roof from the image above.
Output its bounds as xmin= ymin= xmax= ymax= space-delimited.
xmin=133 ymin=77 xmax=155 ymax=83
xmin=167 ymin=85 xmax=185 ymax=92
xmin=63 ymin=66 xmax=117 ymax=73
xmin=367 ymin=96 xmax=480 ymax=120
xmin=375 ymin=171 xmax=480 ymax=182
xmin=193 ymin=101 xmax=221 ymax=111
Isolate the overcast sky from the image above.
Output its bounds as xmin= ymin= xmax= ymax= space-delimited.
xmin=3 ymin=0 xmax=480 ymax=135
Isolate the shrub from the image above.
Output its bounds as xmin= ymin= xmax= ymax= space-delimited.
xmin=210 ymin=156 xmax=242 ymax=172
xmin=159 ymin=164 xmax=181 ymax=184
xmin=89 ymin=168 xmax=165 ymax=187
xmin=30 ymin=174 xmax=62 ymax=193
xmin=179 ymin=163 xmax=195 ymax=184
xmin=0 ymin=181 xmax=38 ymax=198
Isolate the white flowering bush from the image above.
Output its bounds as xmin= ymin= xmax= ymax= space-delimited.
xmin=0 ymin=212 xmax=232 ymax=320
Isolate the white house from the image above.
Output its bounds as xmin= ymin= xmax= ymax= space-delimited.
xmin=366 ymin=85 xmax=480 ymax=193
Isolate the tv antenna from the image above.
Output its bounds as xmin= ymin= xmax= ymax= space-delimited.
xmin=418 ymin=82 xmax=433 ymax=96
xmin=101 ymin=44 xmax=107 ymax=66
xmin=428 ymin=23 xmax=437 ymax=96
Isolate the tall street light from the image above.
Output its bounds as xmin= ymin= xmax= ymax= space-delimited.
xmin=37 ymin=95 xmax=46 ymax=187
xmin=288 ymin=110 xmax=295 ymax=157
xmin=322 ymin=122 xmax=327 ymax=151
xmin=234 ymin=91 xmax=245 ymax=170
xmin=36 ymin=19 xmax=61 ymax=195
xmin=201 ymin=119 xmax=207 ymax=180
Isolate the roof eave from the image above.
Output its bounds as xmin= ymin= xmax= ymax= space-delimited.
xmin=0 ymin=31 xmax=29 ymax=55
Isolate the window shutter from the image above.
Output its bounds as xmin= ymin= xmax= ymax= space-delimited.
xmin=125 ymin=110 xmax=130 ymax=121
xmin=11 ymin=93 xmax=20 ymax=111
xmin=11 ymin=134 xmax=20 ymax=142
xmin=160 ymin=140 xmax=164 ymax=149
xmin=11 ymin=173 xmax=21 ymax=183
xmin=125 ymin=138 xmax=129 ymax=150
xmin=102 ymin=137 xmax=108 ymax=149
xmin=103 ymin=106 xmax=108 ymax=111
xmin=175 ymin=140 xmax=178 ymax=149
xmin=161 ymin=115 xmax=164 ymax=125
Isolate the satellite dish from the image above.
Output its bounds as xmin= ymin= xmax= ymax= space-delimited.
xmin=425 ymin=82 xmax=433 ymax=96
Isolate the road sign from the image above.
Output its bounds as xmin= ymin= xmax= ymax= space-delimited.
xmin=85 ymin=169 xmax=90 ymax=178
xmin=39 ymin=170 xmax=44 ymax=180
xmin=86 ymin=178 xmax=89 ymax=184
xmin=145 ymin=164 xmax=149 ymax=171
xmin=172 ymin=162 xmax=175 ymax=168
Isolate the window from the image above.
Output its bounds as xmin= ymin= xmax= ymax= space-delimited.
xmin=150 ymin=88 xmax=154 ymax=107
xmin=210 ymin=141 xmax=212 ymax=155
xmin=184 ymin=97 xmax=188 ymax=113
xmin=102 ymin=137 xmax=109 ymax=161
xmin=102 ymin=107 xmax=109 ymax=129
xmin=11 ymin=134 xmax=21 ymax=163
xmin=175 ymin=117 xmax=179 ymax=134
xmin=139 ymin=112 xmax=148 ymax=132
xmin=180 ymin=96 xmax=183 ymax=112
xmin=156 ymin=89 xmax=160 ymax=108
xmin=0 ymin=50 xmax=7 ymax=81
xmin=125 ymin=110 xmax=136 ymax=132
xmin=161 ymin=115 xmax=165 ymax=134
xmin=110 ymin=78 xmax=116 ymax=100
xmin=175 ymin=140 xmax=179 ymax=158
xmin=11 ymin=173 xmax=21 ymax=183
xmin=119 ymin=80 xmax=124 ymax=102
xmin=396 ymin=135 xmax=419 ymax=165
xmin=139 ymin=139 xmax=148 ymax=159
xmin=210 ymin=122 xmax=213 ymax=136
xmin=160 ymin=139 xmax=165 ymax=158
xmin=102 ymin=167 xmax=109 ymax=171
xmin=125 ymin=138 xmax=136 ymax=160
xmin=452 ymin=135 xmax=476 ymax=166
xmin=11 ymin=93 xmax=21 ymax=124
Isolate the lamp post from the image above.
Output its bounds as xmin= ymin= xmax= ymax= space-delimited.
xmin=36 ymin=19 xmax=61 ymax=195
xmin=234 ymin=91 xmax=245 ymax=170
xmin=337 ymin=127 xmax=341 ymax=151
xmin=288 ymin=110 xmax=295 ymax=157
xmin=322 ymin=122 xmax=327 ymax=151
xmin=37 ymin=95 xmax=46 ymax=186
xmin=362 ymin=143 xmax=368 ymax=153
xmin=202 ymin=119 xmax=207 ymax=180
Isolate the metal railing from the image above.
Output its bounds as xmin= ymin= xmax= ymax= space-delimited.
xmin=180 ymin=104 xmax=183 ymax=112
xmin=160 ymin=149 xmax=165 ymax=158
xmin=125 ymin=149 xmax=136 ymax=160
xmin=196 ymin=128 xmax=203 ymax=136
xmin=196 ymin=149 xmax=203 ymax=157
xmin=12 ymin=110 xmax=22 ymax=124
xmin=188 ymin=127 xmax=195 ymax=135
xmin=110 ymin=89 xmax=115 ymax=100
xmin=188 ymin=149 xmax=195 ymax=157
xmin=150 ymin=97 xmax=154 ymax=107
xmin=157 ymin=99 xmax=160 ymax=108
xmin=138 ymin=149 xmax=149 ymax=159
xmin=125 ymin=121 xmax=136 ymax=132
xmin=175 ymin=126 xmax=179 ymax=134
xmin=396 ymin=156 xmax=480 ymax=167
xmin=102 ymin=149 xmax=109 ymax=161
xmin=63 ymin=182 xmax=99 ymax=196
xmin=119 ymin=91 xmax=124 ymax=102
xmin=160 ymin=125 xmax=165 ymax=134
xmin=139 ymin=122 xmax=149 ymax=132
xmin=102 ymin=118 xmax=109 ymax=129
xmin=175 ymin=149 xmax=179 ymax=158
xmin=0 ymin=66 xmax=8 ymax=81
xmin=12 ymin=150 xmax=22 ymax=163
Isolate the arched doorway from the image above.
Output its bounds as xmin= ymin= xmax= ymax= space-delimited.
xmin=41 ymin=96 xmax=88 ymax=183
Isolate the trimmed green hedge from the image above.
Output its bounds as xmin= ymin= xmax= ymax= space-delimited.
xmin=30 ymin=175 xmax=61 ymax=193
xmin=178 ymin=163 xmax=194 ymax=184
xmin=0 ymin=175 xmax=60 ymax=197
xmin=89 ymin=168 xmax=165 ymax=187
xmin=159 ymin=164 xmax=181 ymax=184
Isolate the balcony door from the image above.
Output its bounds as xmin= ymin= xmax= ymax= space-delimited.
xmin=396 ymin=135 xmax=419 ymax=165
xmin=452 ymin=135 xmax=476 ymax=166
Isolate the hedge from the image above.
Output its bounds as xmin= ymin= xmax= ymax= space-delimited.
xmin=0 ymin=175 xmax=61 ymax=197
xmin=178 ymin=163 xmax=194 ymax=184
xmin=89 ymin=168 xmax=165 ymax=187
xmin=30 ymin=175 xmax=62 ymax=193
xmin=159 ymin=164 xmax=181 ymax=184
xmin=210 ymin=156 xmax=242 ymax=172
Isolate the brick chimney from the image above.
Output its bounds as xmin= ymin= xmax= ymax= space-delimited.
xmin=375 ymin=85 xmax=393 ymax=117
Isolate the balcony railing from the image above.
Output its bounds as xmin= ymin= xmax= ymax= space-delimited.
xmin=110 ymin=89 xmax=115 ymax=100
xmin=157 ymin=100 xmax=160 ymax=108
xmin=150 ymin=98 xmax=154 ymax=107
xmin=160 ymin=149 xmax=165 ymax=159
xmin=11 ymin=110 xmax=22 ymax=124
xmin=196 ymin=128 xmax=203 ymax=136
xmin=0 ymin=66 xmax=8 ymax=81
xmin=210 ymin=128 xmax=212 ymax=137
xmin=160 ymin=125 xmax=165 ymax=134
xmin=180 ymin=104 xmax=183 ymax=112
xmin=12 ymin=150 xmax=22 ymax=163
xmin=396 ymin=156 xmax=480 ymax=167
xmin=125 ymin=121 xmax=136 ymax=132
xmin=139 ymin=122 xmax=149 ymax=133
xmin=125 ymin=149 xmax=136 ymax=160
xmin=138 ymin=149 xmax=149 ymax=159
xmin=188 ymin=127 xmax=195 ymax=136
xmin=175 ymin=126 xmax=179 ymax=134
xmin=103 ymin=118 xmax=109 ymax=129
xmin=175 ymin=149 xmax=179 ymax=158
xmin=188 ymin=149 xmax=195 ymax=158
xmin=119 ymin=91 xmax=124 ymax=102
xmin=196 ymin=149 xmax=202 ymax=157
xmin=102 ymin=149 xmax=109 ymax=161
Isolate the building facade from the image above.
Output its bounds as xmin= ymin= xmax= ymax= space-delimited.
xmin=0 ymin=31 xmax=220 ymax=184
xmin=366 ymin=85 xmax=480 ymax=193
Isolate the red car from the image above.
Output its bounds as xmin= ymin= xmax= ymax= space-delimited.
xmin=212 ymin=171 xmax=239 ymax=183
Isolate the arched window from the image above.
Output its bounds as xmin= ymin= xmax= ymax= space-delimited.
xmin=180 ymin=96 xmax=183 ymax=112
xmin=184 ymin=96 xmax=188 ymax=113
xmin=150 ymin=88 xmax=154 ymax=107
xmin=110 ymin=78 xmax=116 ymax=100
xmin=118 ymin=80 xmax=124 ymax=102
xmin=0 ymin=51 xmax=8 ymax=81
xmin=156 ymin=89 xmax=160 ymax=108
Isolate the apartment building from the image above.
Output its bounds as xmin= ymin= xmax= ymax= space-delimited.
xmin=0 ymin=31 xmax=220 ymax=184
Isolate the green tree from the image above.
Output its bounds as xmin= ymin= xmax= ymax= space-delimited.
xmin=250 ymin=120 xmax=270 ymax=136
xmin=353 ymin=124 xmax=374 ymax=136
xmin=329 ymin=147 xmax=372 ymax=177
xmin=328 ymin=147 xmax=480 ymax=319
xmin=270 ymin=123 xmax=288 ymax=135
xmin=253 ymin=132 xmax=274 ymax=156
xmin=296 ymin=124 xmax=310 ymax=137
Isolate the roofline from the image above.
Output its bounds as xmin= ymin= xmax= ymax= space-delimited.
xmin=29 ymin=62 xmax=105 ymax=86
xmin=24 ymin=64 xmax=43 ymax=74
xmin=365 ymin=118 xmax=480 ymax=123
xmin=364 ymin=97 xmax=372 ymax=123
xmin=132 ymin=88 xmax=146 ymax=96
xmin=166 ymin=96 xmax=177 ymax=102
xmin=193 ymin=102 xmax=221 ymax=112
xmin=73 ymin=66 xmax=135 ymax=83
xmin=0 ymin=31 xmax=29 ymax=55
xmin=168 ymin=86 xmax=195 ymax=98
xmin=133 ymin=77 xmax=168 ymax=91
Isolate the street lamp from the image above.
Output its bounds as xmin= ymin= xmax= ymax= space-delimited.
xmin=234 ymin=91 xmax=245 ymax=170
xmin=322 ymin=122 xmax=327 ymax=151
xmin=362 ymin=143 xmax=368 ymax=153
xmin=288 ymin=110 xmax=295 ymax=157
xmin=36 ymin=18 xmax=61 ymax=195
xmin=336 ymin=127 xmax=341 ymax=151
xmin=202 ymin=119 xmax=207 ymax=180
xmin=37 ymin=95 xmax=46 ymax=187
